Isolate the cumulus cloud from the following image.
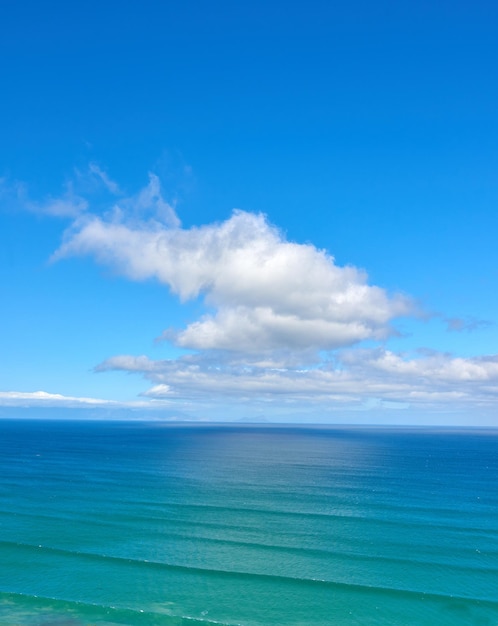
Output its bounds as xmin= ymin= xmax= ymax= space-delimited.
xmin=8 ymin=168 xmax=489 ymax=422
xmin=55 ymin=202 xmax=413 ymax=353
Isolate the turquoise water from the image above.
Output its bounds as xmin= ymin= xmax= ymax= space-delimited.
xmin=0 ymin=421 xmax=497 ymax=625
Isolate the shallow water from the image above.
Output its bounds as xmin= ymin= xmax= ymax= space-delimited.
xmin=0 ymin=420 xmax=497 ymax=625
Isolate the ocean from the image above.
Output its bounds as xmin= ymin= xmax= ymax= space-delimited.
xmin=0 ymin=420 xmax=496 ymax=625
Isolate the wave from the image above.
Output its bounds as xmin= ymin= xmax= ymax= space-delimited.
xmin=2 ymin=507 xmax=497 ymax=570
xmin=2 ymin=539 xmax=497 ymax=607
xmin=21 ymin=491 xmax=492 ymax=537
xmin=0 ymin=590 xmax=237 ymax=625
xmin=4 ymin=475 xmax=498 ymax=535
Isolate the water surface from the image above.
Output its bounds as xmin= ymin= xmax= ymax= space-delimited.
xmin=0 ymin=420 xmax=497 ymax=625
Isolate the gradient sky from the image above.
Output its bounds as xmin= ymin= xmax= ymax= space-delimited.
xmin=1 ymin=0 xmax=498 ymax=424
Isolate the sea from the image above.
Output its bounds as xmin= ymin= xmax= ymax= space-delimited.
xmin=0 ymin=420 xmax=497 ymax=626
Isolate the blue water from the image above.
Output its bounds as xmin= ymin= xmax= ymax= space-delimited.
xmin=0 ymin=420 xmax=497 ymax=625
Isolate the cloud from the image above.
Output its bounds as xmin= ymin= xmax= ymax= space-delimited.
xmin=55 ymin=204 xmax=413 ymax=353
xmin=0 ymin=390 xmax=196 ymax=421
xmin=127 ymin=173 xmax=180 ymax=227
xmin=444 ymin=316 xmax=493 ymax=333
xmin=0 ymin=390 xmax=117 ymax=408
xmin=12 ymin=168 xmax=492 ymax=423
xmin=0 ymin=389 xmax=182 ymax=411
xmin=34 ymin=192 xmax=88 ymax=218
xmin=95 ymin=348 xmax=498 ymax=412
xmin=88 ymin=163 xmax=122 ymax=195
xmin=1 ymin=165 xmax=159 ymax=220
xmin=339 ymin=348 xmax=498 ymax=386
xmin=0 ymin=178 xmax=88 ymax=218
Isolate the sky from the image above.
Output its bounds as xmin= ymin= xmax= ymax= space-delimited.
xmin=1 ymin=0 xmax=498 ymax=424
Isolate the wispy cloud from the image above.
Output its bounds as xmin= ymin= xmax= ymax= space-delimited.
xmin=444 ymin=316 xmax=493 ymax=333
xmin=0 ymin=389 xmax=179 ymax=410
xmin=0 ymin=390 xmax=117 ymax=407
xmin=0 ymin=178 xmax=88 ymax=218
xmin=88 ymin=163 xmax=122 ymax=195
xmin=2 ymin=164 xmax=126 ymax=219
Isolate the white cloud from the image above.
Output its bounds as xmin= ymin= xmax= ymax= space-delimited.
xmin=129 ymin=173 xmax=180 ymax=227
xmin=0 ymin=389 xmax=180 ymax=410
xmin=88 ymin=163 xmax=122 ymax=195
xmin=94 ymin=348 xmax=498 ymax=413
xmin=0 ymin=178 xmax=88 ymax=217
xmin=10 ymin=168 xmax=492 ymax=423
xmin=0 ymin=390 xmax=117 ymax=407
xmin=340 ymin=348 xmax=498 ymax=383
xmin=35 ymin=193 xmax=88 ymax=218
xmin=55 ymin=205 xmax=413 ymax=353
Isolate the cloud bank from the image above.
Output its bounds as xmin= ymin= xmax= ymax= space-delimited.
xmin=95 ymin=349 xmax=498 ymax=412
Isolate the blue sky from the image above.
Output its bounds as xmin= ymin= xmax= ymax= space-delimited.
xmin=1 ymin=0 xmax=498 ymax=424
